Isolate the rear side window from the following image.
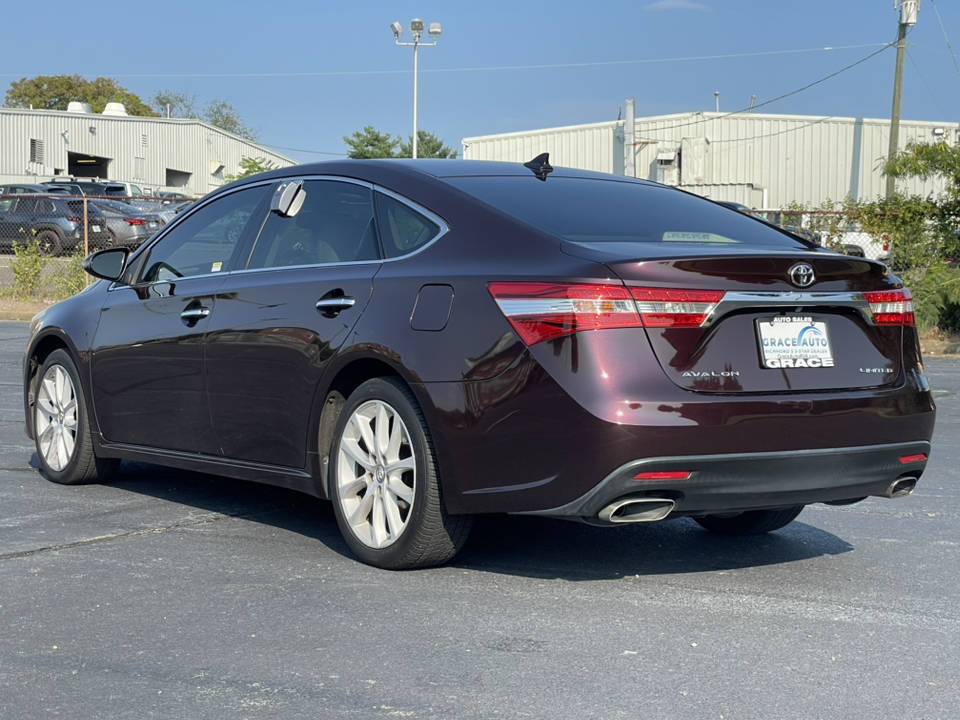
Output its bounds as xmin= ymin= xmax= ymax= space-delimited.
xmin=375 ymin=192 xmax=441 ymax=258
xmin=446 ymin=176 xmax=810 ymax=248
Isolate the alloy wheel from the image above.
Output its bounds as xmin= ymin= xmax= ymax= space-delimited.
xmin=336 ymin=399 xmax=416 ymax=549
xmin=35 ymin=364 xmax=79 ymax=472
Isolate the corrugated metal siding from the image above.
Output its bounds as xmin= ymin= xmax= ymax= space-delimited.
xmin=463 ymin=112 xmax=958 ymax=208
xmin=462 ymin=122 xmax=618 ymax=174
xmin=1 ymin=108 xmax=295 ymax=195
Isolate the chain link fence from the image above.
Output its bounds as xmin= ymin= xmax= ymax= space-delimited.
xmin=0 ymin=192 xmax=193 ymax=300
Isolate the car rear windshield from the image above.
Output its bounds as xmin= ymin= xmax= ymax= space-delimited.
xmin=445 ymin=176 xmax=810 ymax=248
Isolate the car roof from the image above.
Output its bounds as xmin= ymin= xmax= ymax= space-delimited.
xmin=228 ymin=158 xmax=660 ymax=199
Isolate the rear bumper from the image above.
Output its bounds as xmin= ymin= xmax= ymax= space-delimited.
xmin=517 ymin=440 xmax=931 ymax=521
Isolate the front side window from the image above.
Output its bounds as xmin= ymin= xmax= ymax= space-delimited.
xmin=246 ymin=180 xmax=378 ymax=269
xmin=140 ymin=184 xmax=269 ymax=283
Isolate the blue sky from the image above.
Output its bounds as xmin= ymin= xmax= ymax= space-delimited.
xmin=3 ymin=0 xmax=959 ymax=163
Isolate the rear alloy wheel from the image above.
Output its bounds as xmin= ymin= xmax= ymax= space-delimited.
xmin=693 ymin=506 xmax=804 ymax=536
xmin=330 ymin=377 xmax=471 ymax=569
xmin=34 ymin=349 xmax=118 ymax=485
xmin=35 ymin=230 xmax=62 ymax=256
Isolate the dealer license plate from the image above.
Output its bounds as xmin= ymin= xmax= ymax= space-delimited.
xmin=757 ymin=316 xmax=834 ymax=369
xmin=91 ymin=225 xmax=101 ymax=232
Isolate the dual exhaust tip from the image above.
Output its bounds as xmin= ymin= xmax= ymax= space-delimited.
xmin=597 ymin=476 xmax=919 ymax=525
xmin=598 ymin=498 xmax=675 ymax=524
xmin=881 ymin=476 xmax=917 ymax=499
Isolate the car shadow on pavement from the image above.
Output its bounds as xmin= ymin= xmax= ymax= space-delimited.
xmin=54 ymin=459 xmax=853 ymax=580
xmin=452 ymin=512 xmax=853 ymax=580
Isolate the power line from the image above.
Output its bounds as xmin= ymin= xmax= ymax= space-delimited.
xmin=635 ymin=42 xmax=897 ymax=143
xmin=906 ymin=49 xmax=949 ymax=118
xmin=929 ymin=0 xmax=960 ymax=77
xmin=0 ymin=43 xmax=891 ymax=80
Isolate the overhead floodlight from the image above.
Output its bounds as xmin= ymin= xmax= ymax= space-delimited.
xmin=428 ymin=23 xmax=442 ymax=36
xmin=410 ymin=18 xmax=424 ymax=33
xmin=390 ymin=21 xmax=403 ymax=37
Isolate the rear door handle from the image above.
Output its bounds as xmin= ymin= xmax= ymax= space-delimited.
xmin=316 ymin=297 xmax=356 ymax=318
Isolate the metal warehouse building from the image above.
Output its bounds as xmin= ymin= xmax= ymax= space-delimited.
xmin=0 ymin=103 xmax=295 ymax=196
xmin=462 ymin=110 xmax=958 ymax=209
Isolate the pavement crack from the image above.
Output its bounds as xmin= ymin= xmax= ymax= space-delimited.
xmin=0 ymin=511 xmax=241 ymax=561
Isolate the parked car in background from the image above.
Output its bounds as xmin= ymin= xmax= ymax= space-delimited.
xmin=41 ymin=180 xmax=132 ymax=197
xmin=126 ymin=197 xmax=183 ymax=225
xmin=89 ymin=199 xmax=163 ymax=248
xmin=0 ymin=184 xmax=70 ymax=195
xmin=0 ymin=195 xmax=111 ymax=254
xmin=22 ymin=158 xmax=934 ymax=569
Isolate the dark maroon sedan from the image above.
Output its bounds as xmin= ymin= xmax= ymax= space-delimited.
xmin=22 ymin=158 xmax=935 ymax=569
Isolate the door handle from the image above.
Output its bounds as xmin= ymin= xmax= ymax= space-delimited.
xmin=316 ymin=297 xmax=356 ymax=318
xmin=180 ymin=306 xmax=210 ymax=326
xmin=315 ymin=298 xmax=356 ymax=311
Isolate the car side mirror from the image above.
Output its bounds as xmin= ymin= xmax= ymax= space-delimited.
xmin=82 ymin=247 xmax=129 ymax=282
xmin=270 ymin=180 xmax=306 ymax=218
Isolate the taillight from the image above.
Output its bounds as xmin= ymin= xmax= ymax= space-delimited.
xmin=488 ymin=282 xmax=727 ymax=345
xmin=66 ymin=216 xmax=81 ymax=222
xmin=487 ymin=282 xmax=641 ymax=345
xmin=864 ymin=289 xmax=915 ymax=326
xmin=630 ymin=288 xmax=724 ymax=327
xmin=124 ymin=218 xmax=147 ymax=225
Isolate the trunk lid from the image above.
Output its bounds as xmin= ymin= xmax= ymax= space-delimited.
xmin=565 ymin=244 xmax=907 ymax=393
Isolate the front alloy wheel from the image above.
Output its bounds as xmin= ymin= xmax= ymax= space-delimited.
xmin=36 ymin=363 xmax=78 ymax=472
xmin=33 ymin=349 xmax=118 ymax=485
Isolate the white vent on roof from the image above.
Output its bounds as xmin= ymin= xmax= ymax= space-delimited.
xmin=67 ymin=101 xmax=93 ymax=114
xmin=102 ymin=102 xmax=128 ymax=116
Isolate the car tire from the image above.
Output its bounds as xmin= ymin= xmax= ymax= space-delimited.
xmin=33 ymin=349 xmax=119 ymax=485
xmin=693 ymin=506 xmax=804 ymax=536
xmin=35 ymin=230 xmax=62 ymax=256
xmin=329 ymin=377 xmax=472 ymax=569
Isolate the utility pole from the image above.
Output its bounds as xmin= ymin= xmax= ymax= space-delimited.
xmin=886 ymin=1 xmax=920 ymax=199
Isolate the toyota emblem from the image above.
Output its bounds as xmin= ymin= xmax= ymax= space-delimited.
xmin=788 ymin=263 xmax=815 ymax=288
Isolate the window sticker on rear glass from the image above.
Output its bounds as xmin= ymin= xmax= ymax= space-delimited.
xmin=757 ymin=316 xmax=834 ymax=369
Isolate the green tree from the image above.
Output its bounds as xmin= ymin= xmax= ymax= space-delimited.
xmin=885 ymin=139 xmax=960 ymax=252
xmin=398 ymin=130 xmax=457 ymax=159
xmin=152 ymin=90 xmax=200 ymax=119
xmin=224 ymin=157 xmax=276 ymax=183
xmin=343 ymin=126 xmax=400 ymax=159
xmin=152 ymin=90 xmax=257 ymax=141
xmin=204 ymin=99 xmax=258 ymax=141
xmin=5 ymin=75 xmax=157 ymax=116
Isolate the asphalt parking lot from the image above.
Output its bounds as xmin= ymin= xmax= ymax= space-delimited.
xmin=1 ymin=319 xmax=958 ymax=720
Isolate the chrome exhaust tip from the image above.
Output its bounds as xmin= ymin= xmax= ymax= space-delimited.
xmin=598 ymin=498 xmax=675 ymax=524
xmin=880 ymin=477 xmax=918 ymax=499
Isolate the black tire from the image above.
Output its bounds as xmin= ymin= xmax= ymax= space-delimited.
xmin=329 ymin=377 xmax=472 ymax=570
xmin=35 ymin=230 xmax=62 ymax=256
xmin=693 ymin=506 xmax=804 ymax=536
xmin=33 ymin=349 xmax=119 ymax=485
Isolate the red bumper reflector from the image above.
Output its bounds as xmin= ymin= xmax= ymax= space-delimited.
xmin=634 ymin=471 xmax=691 ymax=481
xmin=900 ymin=454 xmax=927 ymax=465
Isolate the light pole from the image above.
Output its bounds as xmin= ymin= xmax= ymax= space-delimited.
xmin=392 ymin=18 xmax=442 ymax=159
